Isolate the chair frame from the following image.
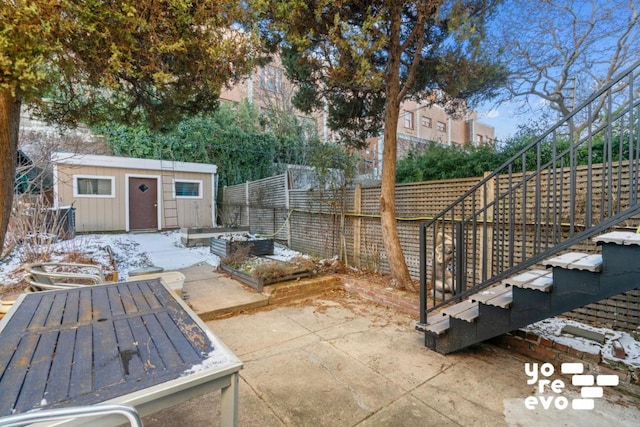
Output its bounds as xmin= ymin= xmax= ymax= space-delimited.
xmin=25 ymin=262 xmax=106 ymax=291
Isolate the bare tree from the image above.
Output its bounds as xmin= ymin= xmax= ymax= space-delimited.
xmin=492 ymin=0 xmax=639 ymax=134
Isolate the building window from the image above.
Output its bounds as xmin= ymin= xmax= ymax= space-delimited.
xmin=260 ymin=65 xmax=283 ymax=93
xmin=174 ymin=180 xmax=202 ymax=198
xmin=421 ymin=116 xmax=432 ymax=128
xmin=477 ymin=134 xmax=484 ymax=144
xmin=437 ymin=121 xmax=446 ymax=132
xmin=403 ymin=111 xmax=414 ymax=129
xmin=74 ymin=175 xmax=115 ymax=198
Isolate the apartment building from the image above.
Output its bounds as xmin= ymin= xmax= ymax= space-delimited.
xmin=221 ymin=60 xmax=496 ymax=178
xmin=220 ymin=56 xmax=326 ymax=141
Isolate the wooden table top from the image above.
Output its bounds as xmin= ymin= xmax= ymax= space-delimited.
xmin=0 ymin=279 xmax=219 ymax=416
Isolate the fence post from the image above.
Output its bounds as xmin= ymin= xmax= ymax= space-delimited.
xmin=353 ymin=183 xmax=362 ymax=267
xmin=245 ymin=181 xmax=250 ymax=230
xmin=285 ymin=172 xmax=291 ymax=247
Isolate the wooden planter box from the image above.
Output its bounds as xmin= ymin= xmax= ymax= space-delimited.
xmin=180 ymin=226 xmax=250 ymax=247
xmin=210 ymin=238 xmax=274 ymax=257
xmin=218 ymin=262 xmax=311 ymax=292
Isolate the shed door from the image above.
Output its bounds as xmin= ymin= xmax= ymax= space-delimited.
xmin=129 ymin=177 xmax=158 ymax=230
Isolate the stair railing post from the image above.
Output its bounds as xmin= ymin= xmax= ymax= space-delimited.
xmin=455 ymin=221 xmax=465 ymax=296
xmin=419 ymin=222 xmax=427 ymax=324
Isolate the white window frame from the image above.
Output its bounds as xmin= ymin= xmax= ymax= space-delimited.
xmin=260 ymin=65 xmax=283 ymax=93
xmin=403 ymin=111 xmax=414 ymax=129
xmin=73 ymin=175 xmax=116 ymax=198
xmin=173 ymin=179 xmax=203 ymax=199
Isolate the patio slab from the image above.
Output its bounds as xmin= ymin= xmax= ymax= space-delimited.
xmin=180 ymin=263 xmax=269 ymax=320
xmin=141 ymin=289 xmax=640 ymax=427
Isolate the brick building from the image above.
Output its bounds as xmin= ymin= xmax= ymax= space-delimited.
xmin=221 ymin=60 xmax=495 ymax=178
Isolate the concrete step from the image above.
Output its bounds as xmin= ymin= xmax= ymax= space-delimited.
xmin=594 ymin=231 xmax=640 ymax=245
xmin=544 ymin=252 xmax=602 ymax=272
xmin=504 ymin=269 xmax=553 ymax=292
xmin=418 ymin=314 xmax=450 ymax=335
xmin=472 ymin=284 xmax=513 ymax=308
xmin=442 ymin=299 xmax=479 ymax=322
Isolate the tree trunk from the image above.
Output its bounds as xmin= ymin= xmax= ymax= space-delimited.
xmin=0 ymin=89 xmax=21 ymax=255
xmin=379 ymin=8 xmax=416 ymax=292
xmin=380 ymin=105 xmax=416 ymax=292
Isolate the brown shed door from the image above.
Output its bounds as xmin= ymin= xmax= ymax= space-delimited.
xmin=129 ymin=177 xmax=158 ymax=230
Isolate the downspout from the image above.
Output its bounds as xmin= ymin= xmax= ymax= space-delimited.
xmin=52 ymin=161 xmax=59 ymax=208
xmin=377 ymin=134 xmax=384 ymax=179
xmin=323 ymin=98 xmax=328 ymax=142
xmin=285 ymin=171 xmax=291 ymax=246
xmin=212 ymin=172 xmax=218 ymax=227
xmin=469 ymin=119 xmax=476 ymax=146
xmin=247 ymin=73 xmax=253 ymax=103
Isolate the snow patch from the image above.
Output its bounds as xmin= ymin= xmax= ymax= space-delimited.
xmin=523 ymin=317 xmax=640 ymax=369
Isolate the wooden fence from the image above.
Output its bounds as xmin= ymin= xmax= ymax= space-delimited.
xmin=222 ymin=169 xmax=639 ymax=331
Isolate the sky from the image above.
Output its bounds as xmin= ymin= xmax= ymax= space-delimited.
xmin=477 ymin=101 xmax=526 ymax=142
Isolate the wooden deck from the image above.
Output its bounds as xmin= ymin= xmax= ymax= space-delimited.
xmin=0 ymin=279 xmax=225 ymax=417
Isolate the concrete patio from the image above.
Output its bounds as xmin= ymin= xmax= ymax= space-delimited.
xmin=139 ymin=263 xmax=640 ymax=427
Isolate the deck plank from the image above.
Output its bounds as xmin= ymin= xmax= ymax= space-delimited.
xmin=45 ymin=328 xmax=76 ymax=404
xmin=140 ymin=313 xmax=184 ymax=370
xmin=91 ymin=286 xmax=111 ymax=320
xmin=14 ymin=330 xmax=58 ymax=412
xmin=77 ymin=288 xmax=93 ymax=323
xmin=45 ymin=292 xmax=67 ymax=327
xmin=155 ymin=312 xmax=203 ymax=365
xmin=0 ymin=296 xmax=40 ymax=372
xmin=27 ymin=293 xmax=56 ymax=330
xmin=129 ymin=283 xmax=151 ymax=311
xmin=61 ymin=290 xmax=80 ymax=326
xmin=120 ymin=283 xmax=139 ymax=314
xmin=68 ymin=325 xmax=93 ymax=400
xmin=127 ymin=315 xmax=166 ymax=373
xmin=138 ymin=280 xmax=163 ymax=310
xmin=0 ymin=334 xmax=40 ymax=415
xmin=93 ymin=319 xmax=125 ymax=390
xmin=108 ymin=286 xmax=126 ymax=316
xmin=113 ymin=318 xmax=146 ymax=380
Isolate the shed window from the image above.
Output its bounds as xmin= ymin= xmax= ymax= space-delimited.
xmin=74 ymin=176 xmax=115 ymax=198
xmin=174 ymin=180 xmax=202 ymax=198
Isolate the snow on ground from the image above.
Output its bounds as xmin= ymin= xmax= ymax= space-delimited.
xmin=523 ymin=317 xmax=640 ymax=369
xmin=3 ymin=231 xmax=638 ymax=370
xmin=0 ymin=230 xmax=300 ymax=285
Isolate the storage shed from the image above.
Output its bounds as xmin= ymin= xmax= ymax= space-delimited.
xmin=52 ymin=153 xmax=217 ymax=233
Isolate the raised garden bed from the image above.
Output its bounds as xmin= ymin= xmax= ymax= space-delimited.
xmin=219 ymin=257 xmax=313 ymax=292
xmin=210 ymin=237 xmax=274 ymax=257
xmin=180 ymin=226 xmax=250 ymax=247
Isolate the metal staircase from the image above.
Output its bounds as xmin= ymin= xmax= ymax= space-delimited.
xmin=418 ymin=231 xmax=640 ymax=353
xmin=417 ymin=60 xmax=640 ymax=354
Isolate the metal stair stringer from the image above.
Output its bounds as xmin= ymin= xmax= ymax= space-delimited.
xmin=418 ymin=232 xmax=640 ymax=354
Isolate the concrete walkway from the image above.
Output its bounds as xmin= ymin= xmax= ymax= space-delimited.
xmin=141 ymin=264 xmax=640 ymax=427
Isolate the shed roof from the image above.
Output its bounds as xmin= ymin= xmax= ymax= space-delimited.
xmin=52 ymin=152 xmax=217 ymax=174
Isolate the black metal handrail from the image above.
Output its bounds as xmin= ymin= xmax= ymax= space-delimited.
xmin=419 ymin=60 xmax=640 ymax=324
